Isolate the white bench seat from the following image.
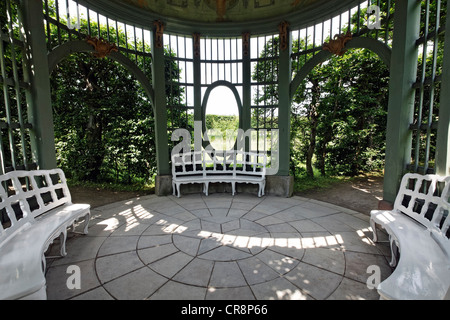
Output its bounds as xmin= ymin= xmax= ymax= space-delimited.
xmin=370 ymin=173 xmax=450 ymax=300
xmin=172 ymin=150 xmax=267 ymax=197
xmin=372 ymin=210 xmax=449 ymax=299
xmin=0 ymin=169 xmax=91 ymax=300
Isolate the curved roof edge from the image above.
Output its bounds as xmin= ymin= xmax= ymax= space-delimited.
xmin=78 ymin=0 xmax=364 ymax=37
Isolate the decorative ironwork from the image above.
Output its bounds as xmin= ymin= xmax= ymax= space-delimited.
xmin=85 ymin=36 xmax=118 ymax=58
xmin=153 ymin=20 xmax=165 ymax=48
xmin=242 ymin=32 xmax=250 ymax=56
xmin=278 ymin=21 xmax=289 ymax=51
xmin=193 ymin=33 xmax=201 ymax=57
xmin=322 ymin=30 xmax=353 ymax=56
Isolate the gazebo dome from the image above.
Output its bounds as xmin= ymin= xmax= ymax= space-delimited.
xmin=79 ymin=0 xmax=362 ymax=35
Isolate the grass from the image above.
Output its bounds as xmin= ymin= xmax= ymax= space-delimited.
xmin=293 ymin=167 xmax=384 ymax=193
xmin=67 ymin=179 xmax=155 ymax=193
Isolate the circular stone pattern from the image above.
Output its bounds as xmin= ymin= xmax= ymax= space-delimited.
xmin=45 ymin=193 xmax=392 ymax=300
xmin=172 ymin=216 xmax=269 ymax=261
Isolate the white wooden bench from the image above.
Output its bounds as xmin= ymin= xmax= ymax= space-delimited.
xmin=0 ymin=168 xmax=91 ymax=300
xmin=172 ymin=150 xmax=267 ymax=198
xmin=370 ymin=173 xmax=450 ymax=300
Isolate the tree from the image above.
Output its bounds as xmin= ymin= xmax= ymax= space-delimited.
xmin=50 ymin=14 xmax=183 ymax=184
xmin=253 ymin=35 xmax=390 ymax=179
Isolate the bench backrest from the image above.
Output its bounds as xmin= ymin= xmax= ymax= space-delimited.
xmin=172 ymin=151 xmax=204 ymax=177
xmin=0 ymin=168 xmax=71 ymax=243
xmin=394 ymin=173 xmax=450 ymax=253
xmin=234 ymin=150 xmax=266 ymax=178
xmin=172 ymin=150 xmax=267 ymax=178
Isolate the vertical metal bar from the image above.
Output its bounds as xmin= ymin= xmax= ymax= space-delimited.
xmin=134 ymin=25 xmax=138 ymax=64
xmin=96 ymin=12 xmax=100 ymax=38
xmin=312 ymin=24 xmax=316 ymax=56
xmin=424 ymin=0 xmax=441 ymax=172
xmin=106 ymin=18 xmax=110 ymax=43
xmin=414 ymin=0 xmax=430 ymax=172
xmin=357 ymin=3 xmax=361 ymax=34
xmin=66 ymin=0 xmax=72 ymax=41
xmin=2 ymin=1 xmax=17 ymax=168
xmin=44 ymin=0 xmax=51 ymax=50
xmin=87 ymin=8 xmax=91 ymax=36
xmin=141 ymin=28 xmax=145 ymax=74
xmin=385 ymin=0 xmax=391 ymax=44
xmin=7 ymin=0 xmax=27 ymax=167
xmin=55 ymin=0 xmax=62 ymax=44
xmin=115 ymin=20 xmax=119 ymax=46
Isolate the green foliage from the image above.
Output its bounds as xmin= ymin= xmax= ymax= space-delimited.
xmin=254 ymin=35 xmax=390 ymax=184
xmin=50 ymin=15 xmax=182 ymax=186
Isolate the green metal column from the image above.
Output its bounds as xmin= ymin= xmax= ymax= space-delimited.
xmin=20 ymin=0 xmax=56 ymax=169
xmin=383 ymin=0 xmax=421 ymax=203
xmin=277 ymin=24 xmax=292 ymax=177
xmin=151 ymin=24 xmax=170 ymax=176
xmin=435 ymin=0 xmax=450 ymax=176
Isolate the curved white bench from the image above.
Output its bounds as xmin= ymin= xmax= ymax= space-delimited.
xmin=370 ymin=173 xmax=450 ymax=300
xmin=172 ymin=150 xmax=266 ymax=197
xmin=0 ymin=169 xmax=91 ymax=300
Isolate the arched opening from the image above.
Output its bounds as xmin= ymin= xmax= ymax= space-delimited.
xmin=50 ymin=51 xmax=156 ymax=186
xmin=202 ymin=81 xmax=241 ymax=151
xmin=290 ymin=47 xmax=390 ymax=186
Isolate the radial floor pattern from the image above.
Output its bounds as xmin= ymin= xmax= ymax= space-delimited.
xmin=45 ymin=192 xmax=392 ymax=300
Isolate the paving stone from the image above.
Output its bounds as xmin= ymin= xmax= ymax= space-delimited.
xmin=209 ymin=261 xmax=248 ymax=288
xmin=43 ymin=193 xmax=392 ymax=300
xmin=173 ymin=258 xmax=214 ymax=287
xmin=103 ymin=267 xmax=167 ymax=300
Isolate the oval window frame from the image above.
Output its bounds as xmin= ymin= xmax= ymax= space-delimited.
xmin=201 ymin=80 xmax=242 ymax=150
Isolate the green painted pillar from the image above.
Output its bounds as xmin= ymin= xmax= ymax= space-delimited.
xmin=277 ymin=23 xmax=292 ymax=177
xmin=383 ymin=0 xmax=421 ymax=203
xmin=151 ymin=23 xmax=170 ymax=177
xmin=20 ymin=0 xmax=56 ymax=169
xmin=435 ymin=0 xmax=450 ymax=177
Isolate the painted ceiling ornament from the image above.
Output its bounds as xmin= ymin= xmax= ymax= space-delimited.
xmin=85 ymin=36 xmax=118 ymax=58
xmin=242 ymin=32 xmax=250 ymax=56
xmin=193 ymin=33 xmax=201 ymax=57
xmin=322 ymin=30 xmax=353 ymax=56
xmin=204 ymin=0 xmax=239 ymax=22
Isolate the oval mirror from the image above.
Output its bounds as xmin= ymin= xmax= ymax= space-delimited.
xmin=204 ymin=84 xmax=240 ymax=151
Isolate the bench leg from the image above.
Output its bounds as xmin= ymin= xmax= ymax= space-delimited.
xmin=232 ymin=182 xmax=236 ymax=196
xmin=370 ymin=219 xmax=378 ymax=242
xmin=172 ymin=182 xmax=176 ymax=196
xmin=204 ymin=182 xmax=209 ymax=196
xmin=389 ymin=235 xmax=399 ymax=268
xmin=59 ymin=229 xmax=68 ymax=257
xmin=82 ymin=212 xmax=91 ymax=235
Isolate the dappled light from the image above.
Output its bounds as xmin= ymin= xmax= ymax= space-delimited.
xmin=46 ymin=193 xmax=392 ymax=300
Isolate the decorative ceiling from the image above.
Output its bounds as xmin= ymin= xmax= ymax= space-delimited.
xmin=79 ymin=0 xmax=362 ymax=36
xmin=121 ymin=0 xmax=320 ymax=23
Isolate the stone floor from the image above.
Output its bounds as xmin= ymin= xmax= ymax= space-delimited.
xmin=45 ymin=192 xmax=392 ymax=300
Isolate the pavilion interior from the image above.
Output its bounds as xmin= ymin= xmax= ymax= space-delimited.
xmin=0 ymin=0 xmax=449 ymax=300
